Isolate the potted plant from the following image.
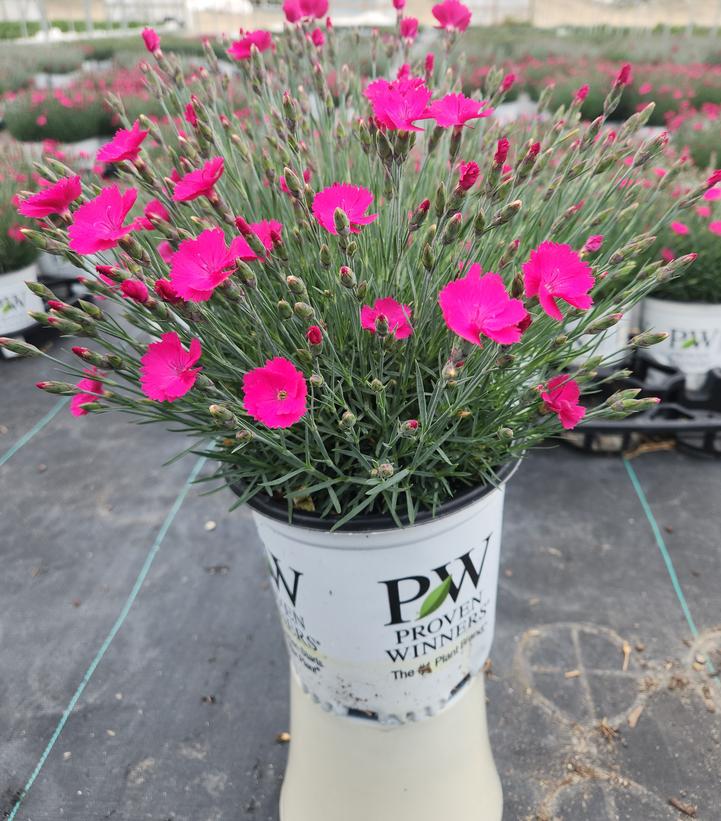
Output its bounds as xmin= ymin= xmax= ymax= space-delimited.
xmin=0 ymin=153 xmax=44 ymax=352
xmin=640 ymin=164 xmax=721 ymax=388
xmin=32 ymin=45 xmax=85 ymax=89
xmin=7 ymin=11 xmax=698 ymax=820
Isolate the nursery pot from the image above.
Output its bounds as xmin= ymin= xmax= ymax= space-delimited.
xmin=570 ymin=313 xmax=632 ymax=366
xmin=642 ymin=297 xmax=721 ymax=389
xmin=0 ymin=262 xmax=43 ymax=340
xmin=246 ymin=461 xmax=518 ymax=821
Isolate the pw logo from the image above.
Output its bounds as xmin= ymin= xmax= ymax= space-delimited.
xmin=267 ymin=552 xmax=302 ymax=606
xmin=379 ymin=535 xmax=492 ymax=625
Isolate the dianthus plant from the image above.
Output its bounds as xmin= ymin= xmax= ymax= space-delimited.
xmin=11 ymin=6 xmax=705 ymax=526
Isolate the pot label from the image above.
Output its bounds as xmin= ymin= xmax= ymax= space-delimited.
xmin=253 ymin=487 xmax=506 ymax=722
xmin=0 ymin=268 xmax=43 ymax=335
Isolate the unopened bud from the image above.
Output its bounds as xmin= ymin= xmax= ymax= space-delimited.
xmin=26 ymin=280 xmax=55 ymax=300
xmin=586 ymin=313 xmax=623 ymax=334
xmin=0 ymin=337 xmax=41 ymax=357
xmin=35 ymin=380 xmax=76 ymax=395
xmin=339 ymin=265 xmax=356 ymax=288
xmin=489 ymin=200 xmax=522 ymax=228
xmin=441 ymin=212 xmax=462 ymax=245
xmin=278 ymin=299 xmax=293 ymax=319
xmin=339 ymin=410 xmax=357 ymax=430
xmin=434 ymin=182 xmax=446 ymax=218
xmin=320 ymin=244 xmax=332 ymax=268
xmin=309 ymin=373 xmax=324 ymax=388
xmin=497 ymin=427 xmax=514 ymax=441
xmin=630 ymin=331 xmax=669 ymax=348
xmin=333 ymin=207 xmax=350 ymax=236
xmin=294 ymin=301 xmax=315 ymax=320
xmin=400 ymin=419 xmax=419 ymax=436
xmin=376 ymin=462 xmax=394 ymax=479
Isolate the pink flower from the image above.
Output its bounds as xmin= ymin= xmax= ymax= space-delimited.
xmin=157 ymin=240 xmax=174 ymax=264
xmin=393 ymin=0 xmax=406 ymax=8
xmin=17 ymin=175 xmax=81 ymax=218
xmin=154 ymin=278 xmax=183 ymax=304
xmin=140 ymin=332 xmax=202 ymax=402
xmin=661 ymin=247 xmax=676 ymax=262
xmin=36 ymin=114 xmax=47 ymax=127
xmin=310 ymin=27 xmax=325 ymax=47
xmin=250 ymin=219 xmax=283 ymax=253
xmin=283 ymin=0 xmax=328 ymax=21
xmin=365 ymin=76 xmax=431 ymax=132
xmin=494 ymin=137 xmax=509 ymax=165
xmin=96 ymin=120 xmax=148 ymax=164
xmin=615 ymin=63 xmax=633 ymax=87
xmin=523 ymin=241 xmax=595 ymax=321
xmin=457 ymin=160 xmax=480 ymax=191
xmin=670 ymin=221 xmax=689 ymax=235
xmin=438 ymin=265 xmax=528 ymax=346
xmin=173 ymin=157 xmax=224 ymax=202
xmin=639 ymin=82 xmax=653 ymax=94
xmin=400 ymin=17 xmax=419 ymax=40
xmin=312 ymin=183 xmax=379 ymax=234
xmin=227 ymin=30 xmax=274 ymax=61
xmin=697 ymin=205 xmax=712 ymax=218
xmin=361 ymin=297 xmax=413 ymax=339
xmin=541 ymin=375 xmax=586 ymax=430
xmin=121 ymin=279 xmax=149 ymax=303
xmin=425 ymin=52 xmax=435 ymax=78
xmin=70 ymin=370 xmax=105 ymax=417
xmin=68 ymin=185 xmax=139 ymax=255
xmin=583 ymin=234 xmax=604 ymax=253
xmin=137 ymin=198 xmax=171 ymax=230
xmin=709 ymin=221 xmax=721 ymax=236
xmin=704 ymin=187 xmax=721 ymax=201
xmin=432 ymin=0 xmax=472 ymax=31
xmin=185 ymin=102 xmax=198 ymax=127
xmin=424 ymin=93 xmax=493 ymax=129
xmin=575 ymin=84 xmax=589 ymax=103
xmin=170 ymin=228 xmax=252 ymax=302
xmin=307 ymin=325 xmax=323 ymax=345
xmin=706 ymin=170 xmax=721 ymax=188
xmin=142 ymin=27 xmax=161 ymax=54
xmin=243 ymin=357 xmax=308 ymax=428
xmin=501 ymin=73 xmax=516 ymax=92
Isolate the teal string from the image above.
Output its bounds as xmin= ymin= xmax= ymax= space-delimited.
xmin=623 ymin=457 xmax=719 ymax=681
xmin=7 ymin=454 xmax=207 ymax=821
xmin=0 ymin=397 xmax=69 ymax=467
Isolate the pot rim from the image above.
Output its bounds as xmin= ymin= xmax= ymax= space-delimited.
xmin=239 ymin=459 xmax=519 ymax=533
xmin=644 ymin=295 xmax=721 ymax=310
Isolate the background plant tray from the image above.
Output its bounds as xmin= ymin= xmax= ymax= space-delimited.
xmin=564 ymin=355 xmax=721 ymax=457
xmin=1 ymin=345 xmax=720 ymax=821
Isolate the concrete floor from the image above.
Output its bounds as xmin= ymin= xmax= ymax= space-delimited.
xmin=1 ymin=340 xmax=720 ymax=821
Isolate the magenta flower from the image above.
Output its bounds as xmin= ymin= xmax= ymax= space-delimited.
xmin=523 ymin=241 xmax=595 ymax=321
xmin=424 ymin=93 xmax=493 ymax=129
xmin=227 ymin=31 xmax=274 ymax=61
xmin=18 ymin=175 xmax=81 ymax=218
xmin=137 ymin=198 xmax=171 ymax=231
xmin=494 ymin=137 xmax=509 ymax=165
xmin=432 ymin=0 xmax=471 ymax=31
xmin=575 ymin=84 xmax=589 ymax=103
xmin=312 ymin=183 xmax=379 ymax=234
xmin=243 ymin=357 xmax=308 ymax=429
xmin=97 ymin=120 xmax=149 ymax=164
xmin=706 ymin=170 xmax=721 ymax=188
xmin=142 ymin=28 xmax=161 ymax=54
xmin=400 ymin=17 xmax=419 ymax=40
xmin=283 ymin=0 xmax=327 ymax=21
xmin=173 ymin=157 xmax=224 ymax=202
xmin=70 ymin=370 xmax=105 ymax=417
xmin=310 ymin=27 xmax=325 ymax=47
xmin=365 ymin=76 xmax=431 ymax=132
xmin=120 ymin=279 xmax=149 ymax=303
xmin=583 ymin=234 xmax=604 ymax=253
xmin=361 ymin=297 xmax=413 ymax=339
xmin=501 ymin=73 xmax=516 ymax=92
xmin=670 ymin=221 xmax=689 ymax=235
xmin=457 ymin=161 xmax=480 ymax=191
xmin=170 ymin=228 xmax=252 ymax=302
xmin=704 ymin=187 xmax=721 ymax=201
xmin=250 ymin=219 xmax=283 ymax=253
xmin=709 ymin=221 xmax=721 ymax=236
xmin=541 ymin=375 xmax=586 ymax=430
xmin=68 ymin=185 xmax=139 ymax=255
xmin=393 ymin=0 xmax=406 ymax=8
xmin=615 ymin=63 xmax=633 ymax=87
xmin=438 ymin=266 xmax=528 ymax=346
xmin=140 ymin=332 xmax=202 ymax=402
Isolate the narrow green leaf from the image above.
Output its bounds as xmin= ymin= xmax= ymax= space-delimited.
xmin=418 ymin=575 xmax=453 ymax=620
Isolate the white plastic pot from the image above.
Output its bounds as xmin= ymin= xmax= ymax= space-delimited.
xmin=249 ymin=464 xmax=516 ymax=821
xmin=34 ymin=70 xmax=82 ymax=89
xmin=642 ymin=297 xmax=721 ymax=389
xmin=0 ymin=262 xmax=44 ymax=337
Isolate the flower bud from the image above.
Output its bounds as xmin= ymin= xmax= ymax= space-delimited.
xmin=339 ymin=265 xmax=356 ymax=288
xmin=409 ymin=199 xmax=431 ymax=232
xmin=473 ymin=208 xmax=486 ymax=236
xmin=489 ymin=200 xmax=522 ymax=228
xmin=400 ymin=419 xmax=419 ymax=437
xmin=309 ymin=373 xmax=324 ymax=388
xmin=374 ymin=313 xmax=390 ymax=337
xmin=422 ymin=243 xmax=434 ymax=271
xmin=306 ymin=325 xmax=323 ymax=354
xmin=656 ymin=253 xmax=697 ymax=283
xmin=294 ymin=301 xmax=315 ymax=320
xmin=36 ymin=380 xmax=77 ymax=395
xmin=630 ymin=331 xmax=669 ymax=348
xmin=434 ymin=182 xmax=446 ymax=218
xmin=339 ymin=410 xmax=357 ymax=430
xmin=333 ymin=207 xmax=351 ymax=236
xmin=278 ymin=299 xmax=293 ymax=320
xmin=0 ymin=337 xmax=41 ymax=357
xmin=282 ymin=167 xmax=304 ymax=197
xmin=376 ymin=462 xmax=395 ymax=480
xmin=209 ymin=404 xmax=237 ymax=425
xmin=46 ymin=316 xmax=84 ymax=335
xmin=441 ymin=212 xmax=462 ymax=245
xmin=287 ymin=275 xmax=308 ymax=300
xmin=585 ymin=313 xmax=623 ymax=334
xmin=25 ymin=280 xmax=55 ymax=300
xmin=497 ymin=427 xmax=513 ymax=441
xmin=606 ymin=388 xmax=642 ymax=405
xmin=320 ymin=244 xmax=332 ymax=268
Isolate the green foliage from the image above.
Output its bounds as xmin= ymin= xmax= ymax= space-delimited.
xmin=0 ymin=153 xmax=38 ymax=273
xmin=4 ymin=90 xmax=113 ymax=142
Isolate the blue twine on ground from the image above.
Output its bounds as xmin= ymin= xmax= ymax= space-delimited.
xmin=623 ymin=457 xmax=719 ymax=682
xmin=0 ymin=397 xmax=69 ymax=468
xmin=7 ymin=454 xmax=207 ymax=821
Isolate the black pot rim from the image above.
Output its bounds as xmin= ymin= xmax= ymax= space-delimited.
xmin=236 ymin=460 xmax=519 ymax=533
